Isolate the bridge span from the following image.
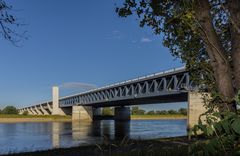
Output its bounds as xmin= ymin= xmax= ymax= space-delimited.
xmin=19 ymin=67 xmax=206 ymax=129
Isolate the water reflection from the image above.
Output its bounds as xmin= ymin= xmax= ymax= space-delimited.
xmin=52 ymin=122 xmax=61 ymax=148
xmin=0 ymin=119 xmax=186 ymax=154
xmin=114 ymin=121 xmax=130 ymax=140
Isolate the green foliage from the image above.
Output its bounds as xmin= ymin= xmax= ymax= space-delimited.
xmin=2 ymin=106 xmax=18 ymax=114
xmin=156 ymin=110 xmax=168 ymax=115
xmin=167 ymin=109 xmax=178 ymax=114
xmin=146 ymin=110 xmax=155 ymax=115
xmin=131 ymin=106 xmax=145 ymax=115
xmin=102 ymin=107 xmax=114 ymax=115
xmin=116 ymin=0 xmax=217 ymax=92
xmin=178 ymin=108 xmax=187 ymax=115
xmin=191 ymin=109 xmax=240 ymax=154
xmin=134 ymin=108 xmax=187 ymax=115
xmin=22 ymin=111 xmax=28 ymax=116
xmin=235 ymin=90 xmax=240 ymax=104
xmin=116 ymin=1 xmax=240 ymax=154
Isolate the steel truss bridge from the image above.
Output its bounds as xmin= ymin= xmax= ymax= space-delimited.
xmin=21 ymin=66 xmax=196 ymax=111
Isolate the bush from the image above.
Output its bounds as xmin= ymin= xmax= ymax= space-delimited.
xmin=168 ymin=109 xmax=178 ymax=114
xmin=102 ymin=107 xmax=114 ymax=115
xmin=146 ymin=110 xmax=155 ymax=115
xmin=178 ymin=108 xmax=187 ymax=115
xmin=2 ymin=106 xmax=18 ymax=114
xmin=22 ymin=111 xmax=28 ymax=115
xmin=131 ymin=106 xmax=145 ymax=115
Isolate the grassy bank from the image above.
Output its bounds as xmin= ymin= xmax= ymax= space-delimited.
xmin=4 ymin=136 xmax=192 ymax=156
xmin=0 ymin=114 xmax=71 ymax=122
xmin=131 ymin=114 xmax=187 ymax=120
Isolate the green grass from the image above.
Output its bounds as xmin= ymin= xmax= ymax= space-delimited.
xmin=131 ymin=114 xmax=187 ymax=119
xmin=0 ymin=114 xmax=71 ymax=119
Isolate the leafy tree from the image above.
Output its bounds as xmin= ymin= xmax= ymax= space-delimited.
xmin=146 ymin=110 xmax=155 ymax=115
xmin=156 ymin=110 xmax=168 ymax=115
xmin=131 ymin=106 xmax=145 ymax=115
xmin=22 ymin=111 xmax=28 ymax=116
xmin=102 ymin=107 xmax=114 ymax=115
xmin=167 ymin=109 xmax=178 ymax=114
xmin=0 ymin=0 xmax=26 ymax=44
xmin=116 ymin=0 xmax=240 ymax=112
xmin=178 ymin=108 xmax=187 ymax=115
xmin=2 ymin=106 xmax=18 ymax=114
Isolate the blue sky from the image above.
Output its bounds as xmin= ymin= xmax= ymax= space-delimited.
xmin=0 ymin=0 xmax=185 ymax=110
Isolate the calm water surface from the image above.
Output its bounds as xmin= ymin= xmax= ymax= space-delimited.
xmin=0 ymin=119 xmax=186 ymax=154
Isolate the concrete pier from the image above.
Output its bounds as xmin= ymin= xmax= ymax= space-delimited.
xmin=47 ymin=102 xmax=53 ymax=114
xmin=35 ymin=106 xmax=42 ymax=115
xmin=72 ymin=105 xmax=93 ymax=121
xmin=40 ymin=104 xmax=50 ymax=115
xmin=52 ymin=86 xmax=67 ymax=115
xmin=187 ymin=92 xmax=207 ymax=130
xmin=114 ymin=106 xmax=130 ymax=121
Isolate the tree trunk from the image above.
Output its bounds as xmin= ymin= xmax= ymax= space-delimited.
xmin=228 ymin=0 xmax=240 ymax=91
xmin=194 ymin=0 xmax=236 ymax=112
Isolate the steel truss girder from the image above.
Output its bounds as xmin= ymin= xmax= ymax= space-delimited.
xmin=59 ymin=71 xmax=194 ymax=107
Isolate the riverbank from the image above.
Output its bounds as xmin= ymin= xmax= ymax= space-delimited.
xmin=4 ymin=136 xmax=193 ymax=156
xmin=0 ymin=114 xmax=71 ymax=123
xmin=0 ymin=114 xmax=186 ymax=123
xmin=131 ymin=114 xmax=187 ymax=120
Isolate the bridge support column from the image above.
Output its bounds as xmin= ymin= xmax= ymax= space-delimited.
xmin=72 ymin=105 xmax=93 ymax=121
xmin=35 ymin=106 xmax=43 ymax=115
xmin=52 ymin=86 xmax=67 ymax=115
xmin=188 ymin=92 xmax=207 ymax=130
xmin=114 ymin=106 xmax=130 ymax=121
xmin=27 ymin=108 xmax=33 ymax=115
xmin=30 ymin=107 xmax=37 ymax=115
xmin=18 ymin=109 xmax=23 ymax=115
xmin=47 ymin=102 xmax=53 ymax=114
xmin=40 ymin=105 xmax=50 ymax=115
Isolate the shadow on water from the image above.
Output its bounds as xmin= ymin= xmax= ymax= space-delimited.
xmin=51 ymin=120 xmax=131 ymax=148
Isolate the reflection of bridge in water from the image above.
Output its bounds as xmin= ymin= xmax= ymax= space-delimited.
xmin=52 ymin=121 xmax=130 ymax=148
xmin=19 ymin=67 xmax=207 ymax=130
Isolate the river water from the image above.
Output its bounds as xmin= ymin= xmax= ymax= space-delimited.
xmin=0 ymin=119 xmax=186 ymax=155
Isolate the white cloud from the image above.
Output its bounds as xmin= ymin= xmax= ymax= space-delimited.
xmin=140 ymin=37 xmax=152 ymax=43
xmin=59 ymin=82 xmax=97 ymax=90
xmin=105 ymin=30 xmax=122 ymax=40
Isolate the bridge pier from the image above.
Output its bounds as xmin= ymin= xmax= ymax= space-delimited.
xmin=72 ymin=105 xmax=93 ymax=121
xmin=27 ymin=108 xmax=33 ymax=115
xmin=52 ymin=86 xmax=67 ymax=115
xmin=47 ymin=102 xmax=53 ymax=114
xmin=187 ymin=92 xmax=207 ymax=130
xmin=40 ymin=104 xmax=50 ymax=115
xmin=30 ymin=107 xmax=38 ymax=115
xmin=114 ymin=106 xmax=130 ymax=121
xmin=35 ymin=106 xmax=43 ymax=115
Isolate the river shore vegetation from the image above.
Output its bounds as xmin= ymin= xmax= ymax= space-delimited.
xmin=2 ymin=136 xmax=195 ymax=156
xmin=102 ymin=106 xmax=187 ymax=116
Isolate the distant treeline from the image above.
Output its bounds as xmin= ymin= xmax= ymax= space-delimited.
xmin=0 ymin=105 xmax=187 ymax=116
xmin=0 ymin=106 xmax=18 ymax=114
xmin=102 ymin=106 xmax=187 ymax=116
